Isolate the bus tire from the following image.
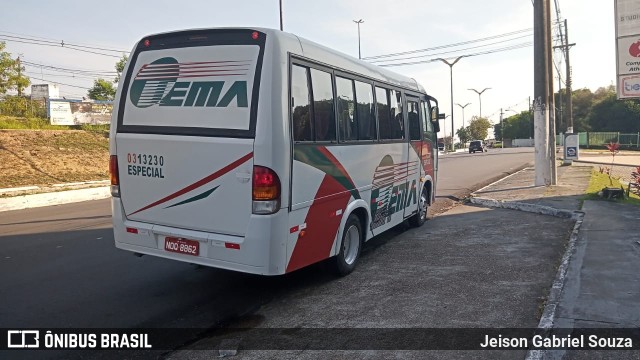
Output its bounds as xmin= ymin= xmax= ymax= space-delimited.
xmin=330 ymin=214 xmax=362 ymax=276
xmin=409 ymin=188 xmax=428 ymax=227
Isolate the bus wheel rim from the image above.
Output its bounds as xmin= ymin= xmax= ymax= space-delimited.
xmin=420 ymin=192 xmax=427 ymax=219
xmin=343 ymin=225 xmax=360 ymax=265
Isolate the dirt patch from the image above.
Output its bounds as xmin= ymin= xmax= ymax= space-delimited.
xmin=0 ymin=130 xmax=109 ymax=188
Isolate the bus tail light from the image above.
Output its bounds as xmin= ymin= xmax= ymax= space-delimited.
xmin=109 ymin=155 xmax=120 ymax=197
xmin=252 ymin=165 xmax=280 ymax=214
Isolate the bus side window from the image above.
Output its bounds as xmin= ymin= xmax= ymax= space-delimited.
xmin=389 ymin=90 xmax=404 ymax=140
xmin=336 ymin=76 xmax=357 ymax=142
xmin=376 ymin=87 xmax=392 ymax=140
xmin=354 ymin=80 xmax=376 ymax=141
xmin=408 ymin=100 xmax=420 ymax=141
xmin=291 ymin=65 xmax=312 ymax=142
xmin=310 ymin=68 xmax=336 ymax=142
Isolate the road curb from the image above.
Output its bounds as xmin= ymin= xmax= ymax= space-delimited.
xmin=0 ymin=186 xmax=111 ymax=212
xmin=525 ymin=212 xmax=584 ymax=360
xmin=469 ymin=197 xmax=582 ymax=220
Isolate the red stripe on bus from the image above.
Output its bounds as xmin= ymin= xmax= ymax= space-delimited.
xmin=286 ymin=175 xmax=351 ymax=273
xmin=128 ymin=152 xmax=253 ymax=216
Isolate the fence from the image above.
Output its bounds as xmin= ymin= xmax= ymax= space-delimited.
xmin=557 ymin=132 xmax=640 ymax=148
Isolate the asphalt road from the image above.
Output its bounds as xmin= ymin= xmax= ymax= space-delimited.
xmin=437 ymin=147 xmax=534 ymax=199
xmin=0 ymin=147 xmax=534 ymax=357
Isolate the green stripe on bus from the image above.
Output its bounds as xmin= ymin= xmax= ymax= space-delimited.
xmin=164 ymin=186 xmax=220 ymax=209
xmin=294 ymin=146 xmax=360 ymax=199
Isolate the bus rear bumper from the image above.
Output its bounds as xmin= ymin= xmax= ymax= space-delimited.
xmin=112 ymin=198 xmax=287 ymax=276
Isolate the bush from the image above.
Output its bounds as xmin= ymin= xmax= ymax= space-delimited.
xmin=0 ymin=96 xmax=47 ymax=118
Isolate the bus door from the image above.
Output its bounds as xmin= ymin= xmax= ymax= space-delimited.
xmin=404 ymin=95 xmax=423 ymax=218
xmin=421 ymin=98 xmax=437 ymax=191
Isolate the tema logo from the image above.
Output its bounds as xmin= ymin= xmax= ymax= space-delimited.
xmin=370 ymin=155 xmax=418 ymax=230
xmin=130 ymin=57 xmax=250 ymax=108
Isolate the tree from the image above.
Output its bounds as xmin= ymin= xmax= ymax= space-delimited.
xmin=87 ymin=78 xmax=116 ymax=101
xmin=587 ymin=92 xmax=640 ymax=133
xmin=467 ymin=116 xmax=492 ymax=140
xmin=496 ymin=111 xmax=533 ymax=140
xmin=0 ymin=41 xmax=29 ymax=95
xmin=571 ymin=88 xmax=594 ymax=132
xmin=114 ymin=54 xmax=128 ymax=84
xmin=456 ymin=126 xmax=471 ymax=146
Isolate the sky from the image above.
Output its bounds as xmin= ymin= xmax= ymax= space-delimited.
xmin=2 ymin=0 xmax=615 ymax=138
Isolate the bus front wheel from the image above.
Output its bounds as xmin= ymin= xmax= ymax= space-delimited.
xmin=409 ymin=188 xmax=429 ymax=227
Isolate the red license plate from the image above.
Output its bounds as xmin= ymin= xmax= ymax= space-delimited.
xmin=164 ymin=237 xmax=199 ymax=256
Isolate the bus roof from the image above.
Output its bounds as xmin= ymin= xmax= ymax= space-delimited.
xmin=140 ymin=27 xmax=426 ymax=94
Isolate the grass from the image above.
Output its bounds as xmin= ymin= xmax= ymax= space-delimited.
xmin=0 ymin=116 xmax=71 ymax=130
xmin=0 ymin=115 xmax=109 ymax=133
xmin=583 ymin=169 xmax=640 ymax=206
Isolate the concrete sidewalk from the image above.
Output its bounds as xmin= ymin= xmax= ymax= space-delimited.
xmin=0 ymin=182 xmax=110 ymax=212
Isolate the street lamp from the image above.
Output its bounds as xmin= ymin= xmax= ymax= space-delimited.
xmin=353 ymin=19 xmax=364 ymax=59
xmin=436 ymin=56 xmax=465 ymax=152
xmin=456 ymin=102 xmax=471 ymax=148
xmin=500 ymin=108 xmax=517 ymax=144
xmin=468 ymin=87 xmax=491 ymax=118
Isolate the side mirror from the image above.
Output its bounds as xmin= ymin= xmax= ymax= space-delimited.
xmin=431 ymin=107 xmax=442 ymax=133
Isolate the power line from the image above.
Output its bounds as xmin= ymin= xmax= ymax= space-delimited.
xmin=370 ymin=33 xmax=532 ymax=64
xmin=0 ymin=31 xmax=129 ymax=53
xmin=363 ymin=28 xmax=533 ymax=61
xmin=22 ymin=60 xmax=116 ymax=76
xmin=24 ymin=75 xmax=92 ymax=90
xmin=23 ymin=69 xmax=98 ymax=80
xmin=0 ymin=36 xmax=124 ymax=58
xmin=378 ymin=42 xmax=532 ymax=67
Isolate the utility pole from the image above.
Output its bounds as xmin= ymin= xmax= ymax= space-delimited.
xmin=534 ymin=0 xmax=552 ymax=186
xmin=564 ymin=19 xmax=574 ymax=132
xmin=546 ymin=0 xmax=557 ymax=185
xmin=17 ymin=56 xmax=22 ymax=96
xmin=279 ymin=0 xmax=283 ymax=31
xmin=558 ymin=74 xmax=563 ymax=132
xmin=500 ymin=108 xmax=504 ymax=142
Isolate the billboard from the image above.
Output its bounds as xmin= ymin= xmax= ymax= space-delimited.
xmin=48 ymin=100 xmax=113 ymax=125
xmin=616 ymin=0 xmax=640 ymax=98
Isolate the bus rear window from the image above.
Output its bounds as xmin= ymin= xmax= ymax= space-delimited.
xmin=117 ymin=29 xmax=265 ymax=137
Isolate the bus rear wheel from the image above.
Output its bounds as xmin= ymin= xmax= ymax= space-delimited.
xmin=409 ymin=188 xmax=428 ymax=227
xmin=329 ymin=214 xmax=362 ymax=276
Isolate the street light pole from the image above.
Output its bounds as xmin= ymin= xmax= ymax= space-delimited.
xmin=353 ymin=19 xmax=364 ymax=59
xmin=442 ymin=115 xmax=450 ymax=152
xmin=468 ymin=87 xmax=491 ymax=118
xmin=456 ymin=102 xmax=471 ymax=147
xmin=279 ymin=0 xmax=283 ymax=31
xmin=437 ymin=56 xmax=465 ymax=152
